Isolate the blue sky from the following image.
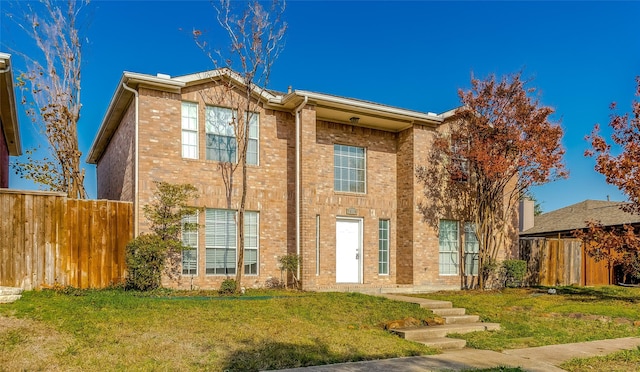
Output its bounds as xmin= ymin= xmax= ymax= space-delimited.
xmin=2 ymin=1 xmax=639 ymax=213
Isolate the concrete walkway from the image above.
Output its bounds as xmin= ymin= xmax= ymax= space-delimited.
xmin=277 ymin=337 xmax=640 ymax=371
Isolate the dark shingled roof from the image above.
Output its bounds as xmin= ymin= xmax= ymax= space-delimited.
xmin=521 ymin=199 xmax=640 ymax=236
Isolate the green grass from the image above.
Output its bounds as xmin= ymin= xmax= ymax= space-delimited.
xmin=420 ymin=286 xmax=640 ymax=351
xmin=561 ymin=346 xmax=640 ymax=371
xmin=0 ymin=289 xmax=435 ymax=371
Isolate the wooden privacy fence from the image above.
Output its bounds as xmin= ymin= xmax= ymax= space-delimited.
xmin=0 ymin=189 xmax=133 ymax=290
xmin=519 ymin=237 xmax=614 ymax=286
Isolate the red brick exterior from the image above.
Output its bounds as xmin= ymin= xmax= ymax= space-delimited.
xmin=94 ymin=76 xmax=513 ymax=292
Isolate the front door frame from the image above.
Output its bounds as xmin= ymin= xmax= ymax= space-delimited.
xmin=335 ymin=217 xmax=363 ymax=284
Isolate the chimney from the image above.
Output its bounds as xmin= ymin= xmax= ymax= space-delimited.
xmin=519 ymin=199 xmax=535 ymax=232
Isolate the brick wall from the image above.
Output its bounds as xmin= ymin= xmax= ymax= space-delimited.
xmin=96 ymin=103 xmax=135 ymax=202
xmin=134 ymin=85 xmax=292 ymax=289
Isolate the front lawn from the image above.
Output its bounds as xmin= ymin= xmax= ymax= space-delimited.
xmin=421 ymin=286 xmax=640 ymax=351
xmin=0 ymin=289 xmax=435 ymax=371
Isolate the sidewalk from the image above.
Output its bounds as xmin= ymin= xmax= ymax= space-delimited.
xmin=276 ymin=337 xmax=640 ymax=372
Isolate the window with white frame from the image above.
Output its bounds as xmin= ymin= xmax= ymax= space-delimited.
xmin=205 ymin=209 xmax=236 ymax=275
xmin=244 ymin=211 xmax=259 ymax=275
xmin=206 ymin=106 xmax=237 ymax=162
xmin=334 ymin=144 xmax=365 ymax=193
xmin=181 ymin=213 xmax=198 ymax=275
xmin=246 ymin=112 xmax=259 ymax=165
xmin=181 ymin=102 xmax=198 ymax=159
xmin=464 ymin=222 xmax=479 ymax=276
xmin=439 ymin=219 xmax=459 ymax=275
xmin=378 ymin=219 xmax=389 ymax=275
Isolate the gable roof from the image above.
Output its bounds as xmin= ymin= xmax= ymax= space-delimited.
xmin=520 ymin=199 xmax=640 ymax=236
xmin=87 ymin=68 xmax=447 ymax=164
xmin=0 ymin=52 xmax=22 ymax=156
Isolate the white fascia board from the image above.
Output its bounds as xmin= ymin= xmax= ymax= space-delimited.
xmin=0 ymin=52 xmax=21 ymax=155
xmin=294 ymin=90 xmax=443 ymax=123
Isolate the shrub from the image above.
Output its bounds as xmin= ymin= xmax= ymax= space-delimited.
xmin=219 ymin=278 xmax=237 ymax=295
xmin=125 ymin=234 xmax=167 ymax=291
xmin=502 ymin=259 xmax=527 ymax=287
xmin=278 ymin=254 xmax=300 ymax=289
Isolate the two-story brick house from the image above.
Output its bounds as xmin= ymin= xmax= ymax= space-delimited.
xmin=88 ymin=69 xmax=488 ymax=292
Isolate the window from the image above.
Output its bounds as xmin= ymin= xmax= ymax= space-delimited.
xmin=378 ymin=219 xmax=389 ymax=275
xmin=205 ymin=209 xmax=236 ymax=275
xmin=181 ymin=213 xmax=198 ymax=275
xmin=439 ymin=220 xmax=459 ymax=275
xmin=246 ymin=112 xmax=259 ymax=165
xmin=181 ymin=102 xmax=198 ymax=159
xmin=206 ymin=106 xmax=237 ymax=162
xmin=334 ymin=144 xmax=365 ymax=193
xmin=244 ymin=211 xmax=259 ymax=275
xmin=464 ymin=222 xmax=479 ymax=276
xmin=450 ymin=139 xmax=469 ymax=182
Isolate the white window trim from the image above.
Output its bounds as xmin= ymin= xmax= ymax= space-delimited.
xmin=334 ymin=144 xmax=367 ymax=194
xmin=244 ymin=211 xmax=259 ymax=276
xmin=205 ymin=105 xmax=238 ymax=163
xmin=439 ymin=219 xmax=460 ymax=276
xmin=181 ymin=101 xmax=198 ymax=159
xmin=246 ymin=111 xmax=259 ymax=166
xmin=378 ymin=219 xmax=390 ymax=276
xmin=205 ymin=208 xmax=238 ymax=276
xmin=464 ymin=222 xmax=479 ymax=276
xmin=181 ymin=212 xmax=199 ymax=276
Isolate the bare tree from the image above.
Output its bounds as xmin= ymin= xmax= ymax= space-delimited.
xmin=11 ymin=0 xmax=88 ymax=198
xmin=194 ymin=0 xmax=287 ymax=292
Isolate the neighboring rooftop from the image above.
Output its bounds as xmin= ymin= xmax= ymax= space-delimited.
xmin=521 ymin=199 xmax=640 ymax=236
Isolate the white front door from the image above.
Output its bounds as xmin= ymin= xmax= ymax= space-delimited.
xmin=336 ymin=218 xmax=362 ymax=283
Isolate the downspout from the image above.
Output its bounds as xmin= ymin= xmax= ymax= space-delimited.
xmin=294 ymin=96 xmax=308 ymax=283
xmin=0 ymin=65 xmax=10 ymax=73
xmin=121 ymin=81 xmax=140 ymax=237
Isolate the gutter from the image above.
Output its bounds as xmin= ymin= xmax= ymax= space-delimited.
xmin=294 ymin=96 xmax=308 ymax=283
xmin=121 ymin=81 xmax=140 ymax=237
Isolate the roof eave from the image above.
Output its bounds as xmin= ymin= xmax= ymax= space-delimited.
xmin=0 ymin=52 xmax=22 ymax=156
xmin=88 ymin=72 xmax=185 ymax=164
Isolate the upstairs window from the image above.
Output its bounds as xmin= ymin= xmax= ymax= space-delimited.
xmin=181 ymin=102 xmax=198 ymax=159
xmin=246 ymin=112 xmax=259 ymax=165
xmin=206 ymin=106 xmax=237 ymax=163
xmin=334 ymin=144 xmax=366 ymax=193
xmin=450 ymin=139 xmax=469 ymax=182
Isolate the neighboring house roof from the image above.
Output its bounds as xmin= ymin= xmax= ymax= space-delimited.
xmin=87 ymin=68 xmax=450 ymax=164
xmin=520 ymin=199 xmax=640 ymax=236
xmin=0 ymin=52 xmax=22 ymax=156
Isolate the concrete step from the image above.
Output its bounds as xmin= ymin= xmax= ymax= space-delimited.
xmin=417 ymin=337 xmax=467 ymax=350
xmin=0 ymin=286 xmax=23 ymax=296
xmin=0 ymin=287 xmax=23 ymax=304
xmin=381 ymin=294 xmax=453 ymax=309
xmin=432 ymin=307 xmax=466 ymax=316
xmin=0 ymin=295 xmax=22 ymax=304
xmin=392 ymin=322 xmax=501 ymax=341
xmin=418 ymin=300 xmax=453 ymax=309
xmin=444 ymin=314 xmax=480 ymax=324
